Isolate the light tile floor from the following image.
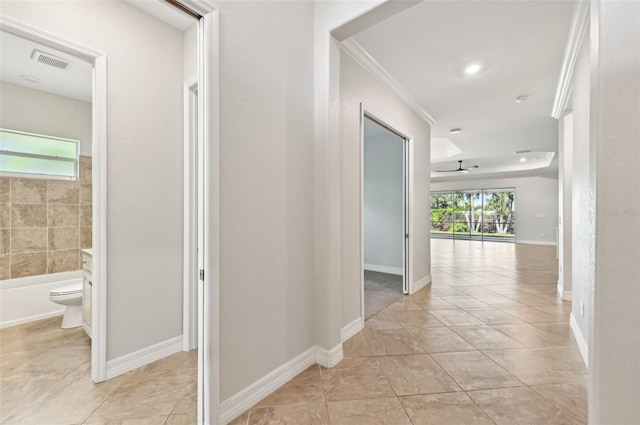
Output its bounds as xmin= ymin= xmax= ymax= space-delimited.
xmin=0 ymin=317 xmax=196 ymax=425
xmin=230 ymin=240 xmax=587 ymax=424
xmin=1 ymin=240 xmax=587 ymax=424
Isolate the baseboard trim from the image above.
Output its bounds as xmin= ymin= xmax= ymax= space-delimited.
xmin=316 ymin=343 xmax=344 ymax=368
xmin=411 ymin=274 xmax=432 ymax=294
xmin=516 ymin=240 xmax=557 ymax=246
xmin=105 ymin=335 xmax=183 ymax=380
xmin=364 ymin=264 xmax=403 ymax=276
xmin=556 ymin=280 xmax=572 ymax=301
xmin=0 ymin=309 xmax=64 ymax=329
xmin=557 ymin=279 xmax=563 ymax=298
xmin=219 ymin=346 xmax=318 ymax=425
xmin=570 ymin=313 xmax=588 ymax=366
xmin=341 ymin=317 xmax=364 ymax=342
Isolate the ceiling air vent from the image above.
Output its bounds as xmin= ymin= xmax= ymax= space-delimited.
xmin=31 ymin=50 xmax=71 ymax=70
xmin=514 ymin=149 xmax=532 ymax=155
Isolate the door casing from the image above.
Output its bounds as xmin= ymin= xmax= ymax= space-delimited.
xmin=360 ymin=104 xmax=413 ymax=325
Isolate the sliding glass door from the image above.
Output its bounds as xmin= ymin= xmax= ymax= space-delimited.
xmin=431 ymin=188 xmax=515 ymax=242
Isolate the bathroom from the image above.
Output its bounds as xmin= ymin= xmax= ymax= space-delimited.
xmin=0 ymin=29 xmax=93 ymax=332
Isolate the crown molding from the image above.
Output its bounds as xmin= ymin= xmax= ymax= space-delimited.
xmin=340 ymin=38 xmax=436 ymax=126
xmin=551 ymin=0 xmax=590 ymax=119
xmin=176 ymin=0 xmax=215 ymax=16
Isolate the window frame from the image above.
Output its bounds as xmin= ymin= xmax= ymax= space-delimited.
xmin=0 ymin=127 xmax=80 ymax=181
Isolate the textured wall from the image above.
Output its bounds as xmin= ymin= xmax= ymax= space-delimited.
xmin=590 ymin=1 xmax=640 ymax=422
xmin=0 ymin=159 xmax=91 ymax=280
xmin=216 ymin=0 xmax=316 ymax=400
xmin=569 ymin=29 xmax=591 ymax=355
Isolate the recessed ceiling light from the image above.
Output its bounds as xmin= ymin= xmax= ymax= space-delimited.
xmin=20 ymin=75 xmax=40 ymax=84
xmin=515 ymin=95 xmax=528 ymax=103
xmin=464 ymin=63 xmax=482 ymax=75
xmin=519 ymin=157 xmax=527 ymax=162
xmin=449 ymin=128 xmax=462 ymax=135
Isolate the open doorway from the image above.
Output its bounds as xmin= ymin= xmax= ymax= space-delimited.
xmin=362 ymin=114 xmax=409 ymax=319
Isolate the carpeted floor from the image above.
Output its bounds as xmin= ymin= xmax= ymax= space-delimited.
xmin=364 ymin=270 xmax=404 ymax=319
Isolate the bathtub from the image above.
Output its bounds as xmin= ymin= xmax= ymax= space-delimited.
xmin=0 ymin=270 xmax=82 ymax=329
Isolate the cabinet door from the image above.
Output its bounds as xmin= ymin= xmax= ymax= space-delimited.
xmin=83 ymin=274 xmax=92 ymax=336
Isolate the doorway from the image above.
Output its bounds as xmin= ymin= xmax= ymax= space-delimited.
xmin=361 ymin=114 xmax=409 ymax=319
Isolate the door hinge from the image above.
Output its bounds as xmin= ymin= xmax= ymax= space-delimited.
xmin=405 ymin=233 xmax=409 ymax=239
xmin=199 ymin=269 xmax=205 ymax=280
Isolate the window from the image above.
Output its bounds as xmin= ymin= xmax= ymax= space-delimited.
xmin=430 ymin=188 xmax=515 ymax=242
xmin=0 ymin=128 xmax=79 ymax=180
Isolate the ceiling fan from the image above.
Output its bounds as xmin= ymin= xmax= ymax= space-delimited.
xmin=434 ymin=160 xmax=479 ymax=174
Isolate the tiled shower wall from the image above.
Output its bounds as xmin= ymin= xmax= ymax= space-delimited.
xmin=0 ymin=156 xmax=92 ymax=280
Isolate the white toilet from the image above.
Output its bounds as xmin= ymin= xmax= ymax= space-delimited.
xmin=49 ymin=282 xmax=83 ymax=328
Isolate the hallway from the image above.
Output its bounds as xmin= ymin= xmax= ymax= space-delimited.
xmin=231 ymin=239 xmax=587 ymax=424
xmin=0 ymin=239 xmax=587 ymax=424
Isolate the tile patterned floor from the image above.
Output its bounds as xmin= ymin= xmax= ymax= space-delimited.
xmin=1 ymin=240 xmax=587 ymax=424
xmin=230 ymin=240 xmax=587 ymax=425
xmin=0 ymin=317 xmax=197 ymax=425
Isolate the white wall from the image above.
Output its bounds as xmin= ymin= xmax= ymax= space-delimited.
xmin=363 ymin=125 xmax=404 ymax=273
xmin=569 ymin=30 xmax=591 ymax=361
xmin=215 ymin=0 xmax=316 ymax=400
xmin=183 ymin=22 xmax=197 ymax=83
xmin=431 ymin=174 xmax=558 ymax=245
xmin=340 ymin=51 xmax=431 ymax=328
xmin=0 ymin=81 xmax=92 ymax=156
xmin=590 ymin=2 xmax=640 ymax=422
xmin=557 ymin=112 xmax=573 ymax=299
xmin=2 ymin=1 xmax=186 ymax=361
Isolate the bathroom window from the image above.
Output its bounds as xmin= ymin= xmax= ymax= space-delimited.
xmin=0 ymin=128 xmax=79 ymax=180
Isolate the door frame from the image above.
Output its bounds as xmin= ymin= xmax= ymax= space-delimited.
xmin=174 ymin=1 xmax=219 ymax=424
xmin=359 ymin=104 xmax=413 ymax=324
xmin=183 ymin=78 xmax=198 ymax=351
xmin=0 ymin=15 xmax=109 ymax=384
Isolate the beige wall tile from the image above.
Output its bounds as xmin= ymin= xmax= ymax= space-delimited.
xmin=0 ymin=178 xmax=9 ymax=203
xmin=48 ymin=205 xmax=79 ymax=227
xmin=49 ymin=227 xmax=80 ymax=251
xmin=80 ymin=226 xmax=92 ymax=249
xmin=48 ymin=249 xmax=80 ymax=273
xmin=11 ymin=228 xmax=47 ymax=253
xmin=80 ymin=183 xmax=92 ymax=205
xmin=2 ymin=172 xmax=91 ymax=279
xmin=11 ymin=204 xmax=47 ymax=228
xmin=11 ymin=178 xmax=47 ymax=204
xmin=47 ymin=181 xmax=79 ymax=204
xmin=0 ymin=203 xmax=9 ymax=229
xmin=0 ymin=254 xmax=9 ymax=279
xmin=79 ymin=156 xmax=92 ymax=184
xmin=0 ymin=229 xmax=9 ymax=255
xmin=11 ymin=252 xmax=47 ymax=278
xmin=80 ymin=205 xmax=92 ymax=226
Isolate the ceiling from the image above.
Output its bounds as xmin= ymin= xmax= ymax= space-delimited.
xmin=0 ymin=31 xmax=93 ymax=102
xmin=125 ymin=0 xmax=196 ymax=31
xmin=351 ymin=0 xmax=577 ymax=180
